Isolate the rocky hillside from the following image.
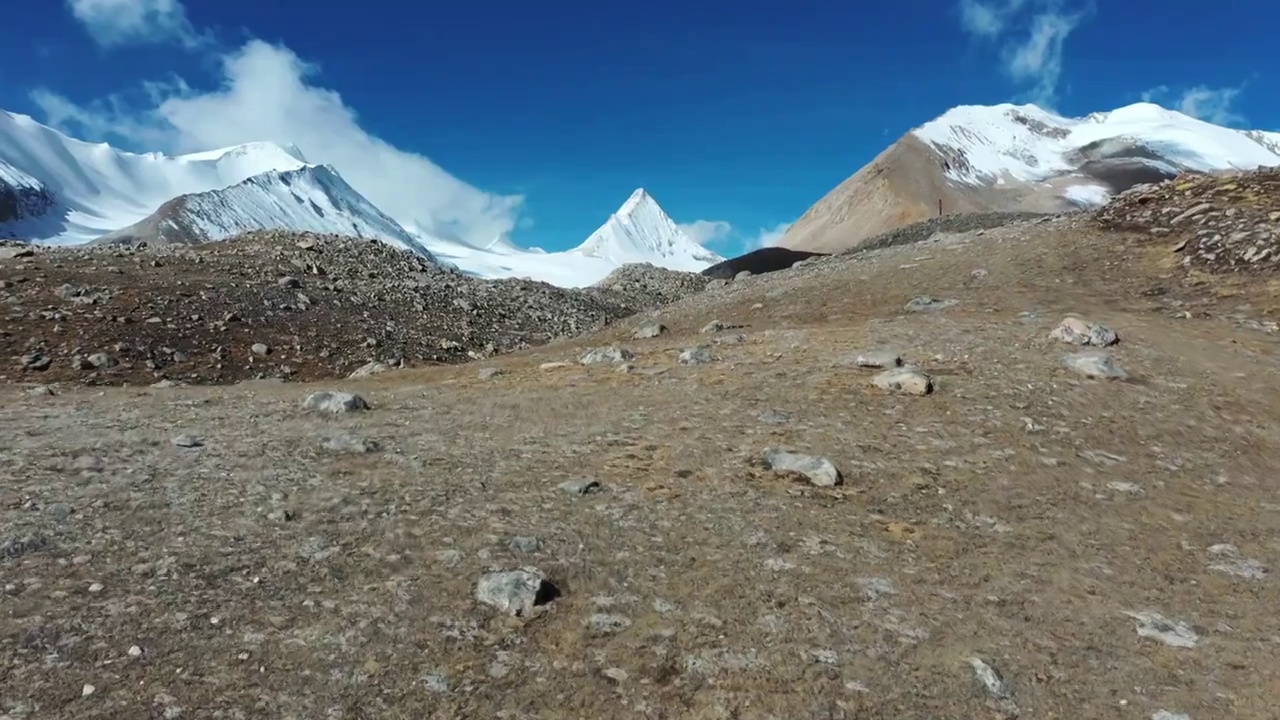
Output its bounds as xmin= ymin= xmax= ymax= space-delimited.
xmin=0 ymin=161 xmax=55 ymax=229
xmin=1096 ymin=168 xmax=1280 ymax=274
xmin=1 ymin=230 xmax=710 ymax=386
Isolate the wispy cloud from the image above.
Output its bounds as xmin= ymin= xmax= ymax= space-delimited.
xmin=66 ymin=0 xmax=208 ymax=48
xmin=956 ymin=0 xmax=1091 ymax=109
xmin=750 ymin=222 xmax=792 ymax=249
xmin=1141 ymin=84 xmax=1248 ymax=126
xmin=44 ymin=6 xmax=524 ymax=247
xmin=678 ymin=219 xmax=733 ymax=247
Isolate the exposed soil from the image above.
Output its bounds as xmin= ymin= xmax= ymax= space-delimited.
xmin=4 ymin=178 xmax=1280 ymax=719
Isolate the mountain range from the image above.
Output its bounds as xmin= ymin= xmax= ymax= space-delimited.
xmin=3 ymin=101 xmax=1279 ymax=283
xmin=0 ymin=108 xmax=720 ymax=287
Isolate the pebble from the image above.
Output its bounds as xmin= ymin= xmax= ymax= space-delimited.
xmin=88 ymin=582 xmax=104 ymax=594
xmin=170 ymin=434 xmax=204 ymax=448
xmin=559 ymin=478 xmax=601 ymax=495
xmin=1063 ymin=351 xmax=1128 ymax=380
xmin=580 ymin=346 xmax=635 ymax=365
xmin=870 ymin=366 xmax=934 ymax=395
xmin=678 ymin=347 xmax=714 ymax=365
xmin=905 ymin=296 xmax=957 ymax=313
xmin=251 ymin=343 xmax=271 ymax=356
xmin=1050 ymin=316 xmax=1119 ymax=347
xmin=631 ymin=321 xmax=667 ymax=339
xmin=853 ymin=349 xmax=902 ymax=368
xmin=477 ymin=367 xmax=502 ymax=380
xmin=475 ymin=567 xmax=555 ymax=616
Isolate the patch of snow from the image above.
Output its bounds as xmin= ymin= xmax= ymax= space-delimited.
xmin=1062 ymin=183 xmax=1112 ymax=208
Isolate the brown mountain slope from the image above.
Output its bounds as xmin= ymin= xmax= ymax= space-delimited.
xmin=777 ymin=134 xmax=1084 ymax=254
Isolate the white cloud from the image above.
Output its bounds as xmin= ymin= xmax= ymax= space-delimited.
xmin=31 ymin=39 xmax=524 ymax=247
xmin=678 ymin=219 xmax=733 ymax=247
xmin=66 ymin=0 xmax=207 ymax=48
xmin=957 ymin=0 xmax=1090 ymax=108
xmin=750 ymin=222 xmax=792 ymax=249
xmin=1141 ymin=84 xmax=1247 ymax=126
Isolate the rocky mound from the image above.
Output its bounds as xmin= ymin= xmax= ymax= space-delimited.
xmin=701 ymin=247 xmax=828 ymax=279
xmin=1 ymin=230 xmax=708 ymax=386
xmin=590 ymin=262 xmax=712 ymax=309
xmin=1095 ymin=168 xmax=1280 ymax=273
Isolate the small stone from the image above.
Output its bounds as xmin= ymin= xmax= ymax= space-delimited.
xmin=559 ymin=478 xmax=601 ymax=495
xmin=585 ymin=613 xmax=632 ymax=636
xmin=128 ymin=645 xmax=144 ymax=657
xmin=87 ymin=352 xmax=117 ymax=369
xmin=1050 ymin=317 xmax=1119 ymax=346
xmin=1063 ymin=351 xmax=1128 ymax=380
xmin=277 ymin=276 xmax=302 ymax=289
xmin=1152 ymin=711 xmax=1191 ymax=720
xmin=475 ymin=567 xmax=556 ymax=616
xmin=631 ymin=321 xmax=667 ymax=339
xmin=47 ymin=503 xmax=74 ymax=521
xmin=853 ymin=349 xmax=902 ymax=368
xmin=26 ymin=385 xmax=55 ymax=397
xmin=88 ymin=582 xmax=104 ymax=594
xmin=539 ymin=361 xmax=572 ymax=371
xmin=170 ymin=434 xmax=204 ymax=448
xmin=320 ymin=435 xmax=380 ymax=453
xmin=302 ymin=391 xmax=370 ymax=414
xmin=508 ymin=536 xmax=542 ymax=553
xmin=870 ymin=366 xmax=933 ymax=395
xmin=82 ymin=684 xmax=96 ymax=698
xmin=580 ymin=346 xmax=634 ymax=365
xmin=678 ymin=347 xmax=714 ymax=365
xmin=251 ymin=343 xmax=271 ymax=356
xmin=21 ymin=353 xmax=51 ymax=371
xmin=758 ymin=409 xmax=790 ymax=425
xmin=602 ymin=667 xmax=629 ymax=683
xmin=477 ymin=367 xmax=502 ymax=380
xmin=762 ymin=449 xmax=843 ymax=487
xmin=701 ymin=320 xmax=740 ymax=334
xmin=905 ymin=296 xmax=957 ymax=312
xmin=348 ymin=361 xmax=391 ymax=379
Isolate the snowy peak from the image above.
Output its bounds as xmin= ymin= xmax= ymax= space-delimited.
xmin=911 ymin=101 xmax=1280 ymax=189
xmin=94 ymin=163 xmax=435 ymax=259
xmin=574 ymin=188 xmax=722 ymax=271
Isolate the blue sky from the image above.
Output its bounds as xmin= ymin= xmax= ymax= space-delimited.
xmin=0 ymin=0 xmax=1275 ymax=254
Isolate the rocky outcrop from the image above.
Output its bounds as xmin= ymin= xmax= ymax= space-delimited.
xmin=1095 ymin=168 xmax=1280 ymax=274
xmin=0 ymin=163 xmax=55 ymax=228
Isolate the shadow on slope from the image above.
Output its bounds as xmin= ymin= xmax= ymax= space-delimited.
xmin=701 ymin=247 xmax=829 ymax=279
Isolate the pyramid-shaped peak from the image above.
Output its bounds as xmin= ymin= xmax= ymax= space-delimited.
xmin=618 ymin=187 xmax=656 ymax=215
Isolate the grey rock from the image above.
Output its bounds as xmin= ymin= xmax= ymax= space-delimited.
xmin=251 ymin=343 xmax=271 ymax=356
xmin=277 ymin=276 xmax=302 ymax=289
xmin=762 ymin=449 xmax=843 ymax=487
xmin=87 ymin=352 xmax=117 ymax=369
xmin=475 ymin=567 xmax=555 ymax=616
xmin=1063 ymin=351 xmax=1128 ymax=380
xmin=508 ymin=536 xmax=542 ymax=553
xmin=758 ymin=409 xmax=790 ymax=425
xmin=477 ymin=367 xmax=503 ymax=380
xmin=905 ymin=296 xmax=957 ymax=313
xmin=348 ymin=361 xmax=392 ymax=379
xmin=631 ymin=321 xmax=667 ymax=339
xmin=852 ymin=349 xmax=902 ymax=368
xmin=870 ymin=366 xmax=933 ymax=396
xmin=559 ymin=478 xmax=601 ymax=495
xmin=21 ymin=353 xmax=51 ymax=371
xmin=701 ymin=320 xmax=741 ymax=334
xmin=713 ymin=333 xmax=747 ymax=345
xmin=320 ymin=435 xmax=381 ymax=453
xmin=678 ymin=346 xmax=714 ymax=365
xmin=1207 ymin=543 xmax=1268 ymax=580
xmin=580 ymin=346 xmax=635 ymax=365
xmin=1050 ymin=317 xmax=1119 ymax=346
xmin=1124 ymin=611 xmax=1198 ymax=648
xmin=968 ymin=657 xmax=1009 ymax=699
xmin=47 ymin=503 xmax=74 ymax=522
xmin=302 ymin=391 xmax=370 ymax=414
xmin=539 ymin=361 xmax=572 ymax=371
xmin=26 ymin=385 xmax=55 ymax=397
xmin=170 ymin=434 xmax=204 ymax=448
xmin=585 ymin=613 xmax=632 ymax=636
xmin=1152 ymin=712 xmax=1191 ymax=720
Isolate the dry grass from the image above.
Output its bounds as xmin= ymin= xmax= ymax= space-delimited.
xmin=3 ymin=216 xmax=1280 ymax=719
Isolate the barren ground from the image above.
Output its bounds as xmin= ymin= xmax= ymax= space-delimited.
xmin=4 ymin=211 xmax=1280 ymax=719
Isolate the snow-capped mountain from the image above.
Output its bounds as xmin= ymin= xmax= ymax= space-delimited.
xmin=0 ymin=108 xmax=723 ymax=287
xmin=914 ymin=102 xmax=1280 ymax=189
xmin=575 ymin=188 xmax=723 ymax=271
xmin=780 ymin=101 xmax=1280 ymax=254
xmin=93 ymin=164 xmax=437 ymax=259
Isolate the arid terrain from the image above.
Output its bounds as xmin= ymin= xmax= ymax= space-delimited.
xmin=4 ymin=171 xmax=1280 ymax=719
